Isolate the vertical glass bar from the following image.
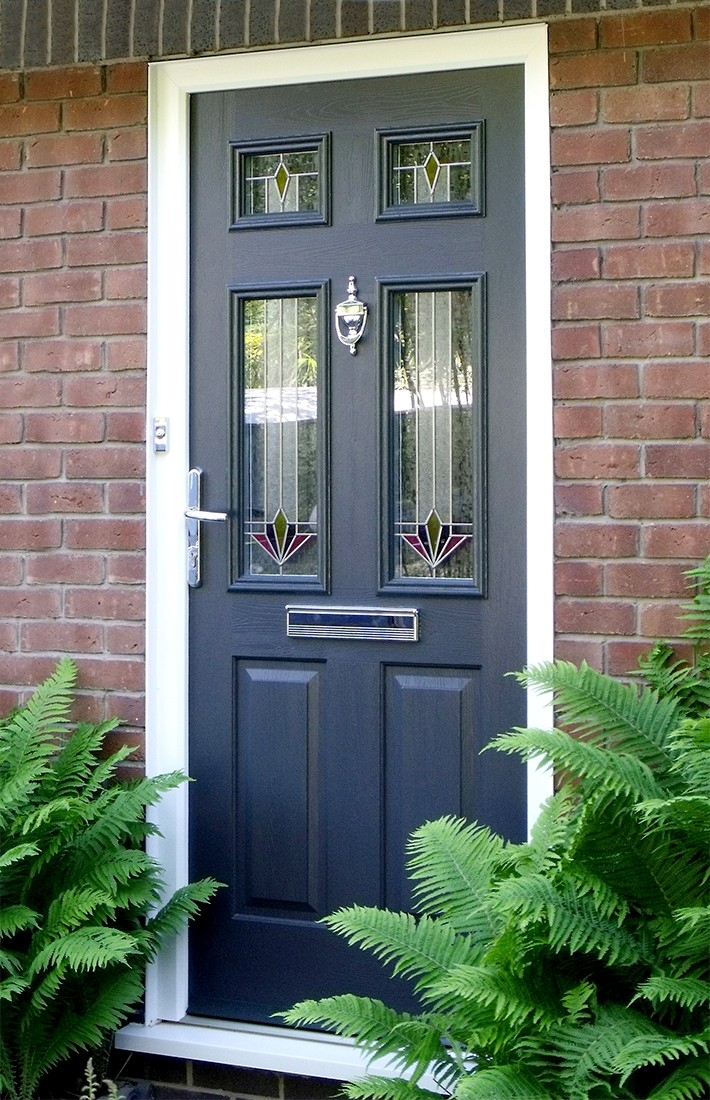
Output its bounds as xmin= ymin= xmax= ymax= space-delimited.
xmin=392 ymin=288 xmax=475 ymax=581
xmin=242 ymin=295 xmax=319 ymax=578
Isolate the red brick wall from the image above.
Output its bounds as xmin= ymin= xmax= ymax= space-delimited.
xmin=0 ymin=8 xmax=708 ymax=728
xmin=550 ymin=6 xmax=709 ymax=675
xmin=0 ymin=63 xmax=148 ymax=726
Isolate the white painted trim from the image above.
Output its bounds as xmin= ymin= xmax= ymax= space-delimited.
xmin=135 ymin=23 xmax=553 ymax=1078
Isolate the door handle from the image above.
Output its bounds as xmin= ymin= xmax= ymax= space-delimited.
xmin=186 ymin=467 xmax=228 ymax=588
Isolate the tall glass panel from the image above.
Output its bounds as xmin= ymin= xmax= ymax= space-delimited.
xmin=243 ymin=296 xmax=319 ymax=577
xmin=393 ymin=289 xmax=475 ymax=581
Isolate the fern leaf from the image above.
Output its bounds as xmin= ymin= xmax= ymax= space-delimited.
xmin=491 ymin=726 xmax=666 ymax=802
xmin=43 ymin=887 xmax=117 ymax=936
xmin=144 ymin=879 xmax=223 ymax=953
xmin=454 ymin=1065 xmax=551 ymax=1099
xmin=512 ymin=661 xmax=681 ymax=778
xmin=406 ymin=817 xmax=508 ymax=943
xmin=42 ymin=720 xmax=119 ymax=800
xmin=0 ymin=905 xmax=39 ymax=937
xmin=433 ymin=962 xmax=557 ymax=1029
xmin=27 ymin=927 xmax=139 ymax=977
xmin=0 ymin=974 xmax=29 ymax=1001
xmin=647 ymin=1057 xmax=710 ymax=1100
xmin=283 ymin=994 xmax=447 ymax=1072
xmin=614 ymin=1032 xmax=710 ymax=1085
xmin=323 ymin=905 xmax=475 ymax=992
xmin=343 ymin=1076 xmax=441 ymax=1100
xmin=0 ymin=842 xmax=40 ymax=869
xmin=632 ymin=976 xmax=710 ymax=1013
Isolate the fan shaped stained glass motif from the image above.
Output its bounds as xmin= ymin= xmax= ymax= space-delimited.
xmin=242 ymin=295 xmax=319 ymax=578
xmin=392 ymin=287 xmax=478 ymax=581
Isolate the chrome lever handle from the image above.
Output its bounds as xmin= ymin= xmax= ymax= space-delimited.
xmin=186 ymin=468 xmax=228 ymax=588
xmin=184 ymin=507 xmax=228 ymax=522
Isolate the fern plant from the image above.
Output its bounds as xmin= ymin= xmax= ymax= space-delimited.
xmin=0 ymin=659 xmax=221 ymax=1100
xmin=284 ymin=559 xmax=710 ymax=1099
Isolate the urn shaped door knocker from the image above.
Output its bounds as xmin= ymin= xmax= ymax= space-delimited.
xmin=334 ymin=276 xmax=368 ymax=354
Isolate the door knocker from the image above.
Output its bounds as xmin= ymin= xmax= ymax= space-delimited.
xmin=334 ymin=276 xmax=368 ymax=355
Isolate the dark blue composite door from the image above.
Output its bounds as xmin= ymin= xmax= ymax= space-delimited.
xmin=188 ymin=67 xmax=527 ymax=1023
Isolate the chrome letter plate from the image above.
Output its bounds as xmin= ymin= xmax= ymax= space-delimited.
xmin=286 ymin=606 xmax=419 ymax=642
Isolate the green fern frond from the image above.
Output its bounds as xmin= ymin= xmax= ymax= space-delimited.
xmin=668 ymin=719 xmax=710 ymax=795
xmin=637 ymin=794 xmax=710 ymax=847
xmin=27 ymin=926 xmax=139 ymax=977
xmin=43 ymin=887 xmax=117 ymax=936
xmin=343 ymin=1075 xmax=441 ymax=1100
xmin=615 ymin=1032 xmax=710 ymax=1085
xmin=144 ymin=879 xmax=223 ymax=952
xmin=407 ymin=816 xmax=508 ymax=940
xmin=490 ymin=726 xmax=666 ymax=802
xmin=283 ymin=994 xmax=443 ymax=1070
xmin=39 ymin=719 xmax=118 ymax=800
xmin=514 ymin=661 xmax=681 ymax=777
xmin=636 ymin=644 xmax=710 ymax=715
xmin=647 ymin=1057 xmax=710 ymax=1100
xmin=0 ymin=974 xmax=30 ymax=1002
xmin=550 ymin=1005 xmax=663 ymax=1097
xmin=0 ymin=905 xmax=39 ymax=938
xmin=632 ymin=976 xmax=710 ymax=1013
xmin=323 ymin=906 xmax=475 ymax=991
xmin=655 ymin=907 xmax=710 ymax=975
xmin=454 ymin=1065 xmax=551 ymax=1099
xmin=0 ymin=842 xmax=40 ymax=869
xmin=433 ymin=962 xmax=557 ymax=1029
xmin=494 ymin=874 xmax=643 ymax=967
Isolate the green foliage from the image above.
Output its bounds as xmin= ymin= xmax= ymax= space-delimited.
xmin=0 ymin=660 xmax=221 ymax=1100
xmin=284 ymin=560 xmax=710 ymax=1098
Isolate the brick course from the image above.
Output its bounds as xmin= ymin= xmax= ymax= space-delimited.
xmin=0 ymin=63 xmax=146 ymax=723
xmin=550 ymin=6 xmax=709 ymax=674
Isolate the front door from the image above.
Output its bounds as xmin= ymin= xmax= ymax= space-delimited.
xmin=188 ymin=67 xmax=527 ymax=1024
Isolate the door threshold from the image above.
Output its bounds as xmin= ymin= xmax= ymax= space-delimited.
xmin=115 ymin=1017 xmax=442 ymax=1087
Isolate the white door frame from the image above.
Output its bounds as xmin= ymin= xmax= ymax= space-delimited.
xmin=116 ymin=24 xmax=553 ymax=1079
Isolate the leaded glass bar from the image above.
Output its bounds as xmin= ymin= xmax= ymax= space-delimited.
xmin=392 ymin=287 xmax=478 ymax=582
xmin=241 ymin=295 xmax=319 ymax=578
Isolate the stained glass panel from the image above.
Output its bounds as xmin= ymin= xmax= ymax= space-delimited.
xmin=244 ymin=149 xmax=320 ymax=215
xmin=392 ymin=288 xmax=477 ymax=581
xmin=242 ymin=296 xmax=319 ymax=578
xmin=391 ymin=138 xmax=472 ymax=206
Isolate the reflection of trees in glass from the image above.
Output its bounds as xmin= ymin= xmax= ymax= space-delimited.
xmin=242 ymin=296 xmax=319 ymax=577
xmin=394 ymin=289 xmax=475 ymax=580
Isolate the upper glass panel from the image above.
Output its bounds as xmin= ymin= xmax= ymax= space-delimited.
xmin=392 ymin=138 xmax=472 ymax=205
xmin=232 ymin=135 xmax=330 ymax=228
xmin=378 ymin=124 xmax=484 ymax=220
xmin=390 ymin=284 xmax=483 ymax=586
xmin=240 ymin=294 xmax=320 ymax=580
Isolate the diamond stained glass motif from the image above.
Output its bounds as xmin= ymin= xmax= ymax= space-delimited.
xmin=244 ymin=149 xmax=319 ymax=215
xmin=391 ymin=137 xmax=472 ymax=206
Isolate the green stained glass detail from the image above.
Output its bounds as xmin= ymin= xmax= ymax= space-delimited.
xmin=390 ymin=135 xmax=473 ymax=207
xmin=274 ymin=159 xmax=290 ymax=201
xmin=243 ymin=148 xmax=320 ymax=216
xmin=423 ymin=150 xmax=440 ymax=194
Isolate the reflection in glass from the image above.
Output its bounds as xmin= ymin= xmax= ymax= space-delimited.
xmin=393 ymin=289 xmax=474 ymax=580
xmin=391 ymin=138 xmax=472 ymax=206
xmin=244 ymin=150 xmax=319 ymax=215
xmin=243 ymin=297 xmax=319 ymax=577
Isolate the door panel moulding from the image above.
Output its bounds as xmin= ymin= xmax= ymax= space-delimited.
xmin=126 ymin=23 xmax=553 ymax=1078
